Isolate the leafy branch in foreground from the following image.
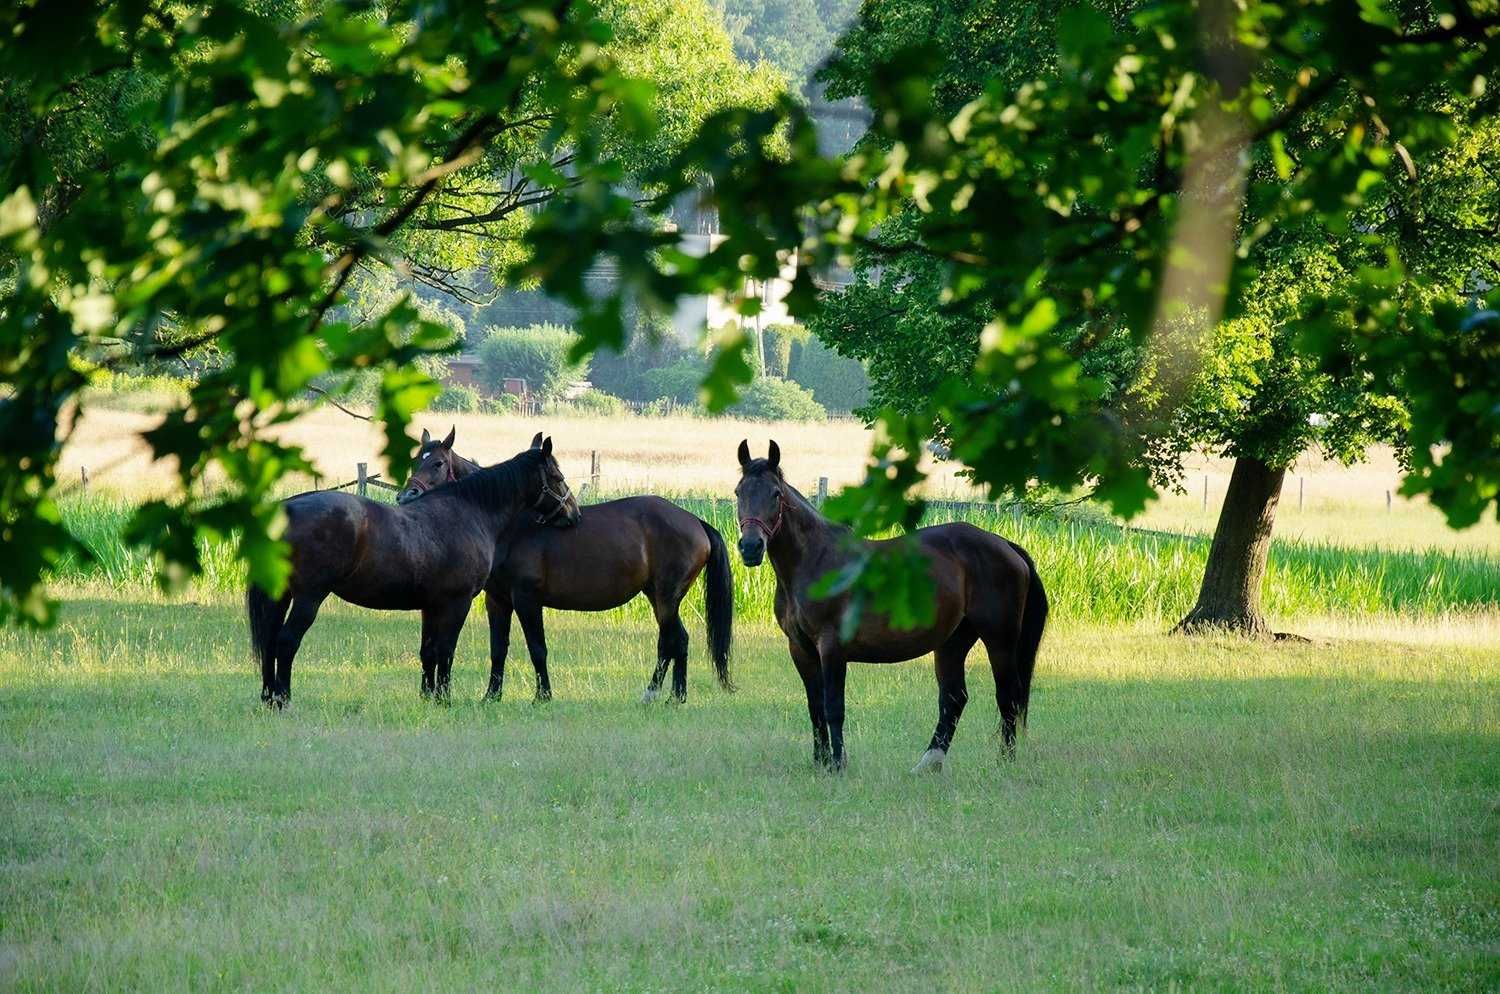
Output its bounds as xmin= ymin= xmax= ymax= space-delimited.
xmin=0 ymin=0 xmax=656 ymax=624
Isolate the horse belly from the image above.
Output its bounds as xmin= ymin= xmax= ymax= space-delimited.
xmin=538 ymin=565 xmax=647 ymax=611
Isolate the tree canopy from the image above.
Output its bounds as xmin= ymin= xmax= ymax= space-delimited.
xmin=0 ymin=0 xmax=770 ymax=624
xmin=3 ymin=0 xmax=1498 ymax=630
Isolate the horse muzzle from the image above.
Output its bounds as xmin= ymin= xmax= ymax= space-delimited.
xmin=738 ymin=536 xmax=765 ymax=567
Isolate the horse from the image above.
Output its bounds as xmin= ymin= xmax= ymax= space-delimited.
xmin=245 ymin=438 xmax=580 ymax=705
xmin=733 ymin=439 xmax=1048 ymax=773
xmin=397 ymin=429 xmax=734 ymax=703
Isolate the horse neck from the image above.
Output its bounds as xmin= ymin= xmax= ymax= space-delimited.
xmin=765 ymin=484 xmax=830 ymax=577
xmin=452 ymin=451 xmax=483 ymax=480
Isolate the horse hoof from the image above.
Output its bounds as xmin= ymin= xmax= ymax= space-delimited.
xmin=640 ymin=687 xmax=660 ymax=704
xmin=912 ymin=748 xmax=946 ymax=775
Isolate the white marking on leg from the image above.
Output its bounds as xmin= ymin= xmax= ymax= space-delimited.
xmin=911 ymin=748 xmax=946 ymax=774
xmin=640 ymin=686 xmax=660 ymax=704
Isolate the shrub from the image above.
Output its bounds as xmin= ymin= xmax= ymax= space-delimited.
xmin=478 ymin=393 xmax=520 ymax=415
xmin=588 ymin=313 xmax=692 ymax=401
xmin=789 ymin=335 xmax=870 ymax=413
xmin=550 ymin=389 xmax=627 ymax=416
xmin=476 ymin=324 xmax=587 ymax=402
xmin=732 ymin=376 xmax=827 ymax=422
xmin=430 ymin=384 xmax=479 ymax=412
xmin=642 ymin=357 xmax=709 ymax=404
xmin=759 ymin=323 xmax=810 ymax=378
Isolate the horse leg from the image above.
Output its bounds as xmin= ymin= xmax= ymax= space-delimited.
xmin=432 ymin=600 xmax=470 ymax=704
xmin=484 ymin=590 xmax=513 ymax=701
xmin=513 ymin=585 xmax=551 ymax=701
xmin=914 ymin=623 xmax=977 ymax=774
xmin=981 ymin=629 xmax=1024 ymax=756
xmin=643 ymin=654 xmax=671 ymax=703
xmin=816 ymin=634 xmax=848 ymax=772
xmin=272 ymin=592 xmax=326 ymax=707
xmin=419 ymin=608 xmax=440 ymax=699
xmin=651 ymin=605 xmax=691 ymax=703
xmin=789 ymin=636 xmax=829 ymax=766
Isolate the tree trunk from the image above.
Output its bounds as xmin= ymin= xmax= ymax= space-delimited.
xmin=1174 ymin=456 xmax=1286 ymax=636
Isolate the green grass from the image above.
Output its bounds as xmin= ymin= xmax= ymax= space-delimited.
xmin=52 ymin=491 xmax=1500 ymax=626
xmin=2 ymin=593 xmax=1497 ymax=992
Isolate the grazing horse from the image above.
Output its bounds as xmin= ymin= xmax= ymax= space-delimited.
xmin=246 ymin=440 xmax=579 ymax=704
xmin=734 ymin=440 xmax=1048 ymax=772
xmin=398 ymin=430 xmax=734 ymax=702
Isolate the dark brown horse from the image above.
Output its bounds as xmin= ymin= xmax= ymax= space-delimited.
xmin=398 ymin=430 xmax=734 ymax=702
xmin=734 ymin=440 xmax=1048 ymax=772
xmin=246 ymin=439 xmax=579 ymax=705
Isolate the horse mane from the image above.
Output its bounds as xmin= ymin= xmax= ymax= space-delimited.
xmin=434 ymin=450 xmax=541 ymax=510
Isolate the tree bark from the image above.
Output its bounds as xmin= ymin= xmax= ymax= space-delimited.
xmin=1174 ymin=456 xmax=1286 ymax=636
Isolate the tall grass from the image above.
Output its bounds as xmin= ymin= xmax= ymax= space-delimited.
xmin=53 ymin=490 xmax=1498 ymax=625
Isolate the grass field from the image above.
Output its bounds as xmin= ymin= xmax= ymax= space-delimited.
xmin=14 ymin=406 xmax=1499 ymax=991
xmin=2 ymin=594 xmax=1497 ymax=992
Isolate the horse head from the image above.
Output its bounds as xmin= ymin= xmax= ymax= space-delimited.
xmin=734 ymin=438 xmax=784 ymax=567
xmin=397 ymin=426 xmax=462 ymax=504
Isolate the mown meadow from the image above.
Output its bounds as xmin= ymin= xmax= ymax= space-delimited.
xmin=3 ymin=483 xmax=1498 ymax=992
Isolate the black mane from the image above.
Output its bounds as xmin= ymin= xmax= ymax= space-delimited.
xmin=427 ymin=449 xmax=542 ymax=509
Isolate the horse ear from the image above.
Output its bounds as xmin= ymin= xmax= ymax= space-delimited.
xmin=767 ymin=439 xmax=781 ymax=471
xmin=441 ymin=426 xmax=455 ymax=451
xmin=420 ymin=428 xmax=431 ymax=446
xmin=541 ymin=436 xmax=553 ymax=456
xmin=530 ymin=431 xmax=544 ymax=450
xmin=737 ymin=439 xmax=751 ymax=468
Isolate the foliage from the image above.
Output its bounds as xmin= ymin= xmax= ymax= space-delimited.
xmin=641 ymin=356 xmax=712 ymax=405
xmin=787 ymin=333 xmax=869 ymax=413
xmin=430 ymin=384 xmax=480 ymax=413
xmin=756 ymin=322 xmax=809 ymax=377
xmin=715 ymin=0 xmax=861 ymax=88
xmin=0 ymin=0 xmax=789 ymax=624
xmin=586 ymin=312 xmax=694 ymax=401
xmin=476 ymin=325 xmax=588 ymax=403
xmin=731 ymin=376 xmax=827 ymax=421
xmin=548 ymin=388 xmax=627 ymax=416
xmin=515 ymin=0 xmax=1500 ymax=623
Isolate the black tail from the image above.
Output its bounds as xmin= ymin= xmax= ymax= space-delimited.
xmin=246 ymin=584 xmax=289 ymax=700
xmin=700 ymin=519 xmax=735 ymax=690
xmin=1007 ymin=541 xmax=1048 ymax=726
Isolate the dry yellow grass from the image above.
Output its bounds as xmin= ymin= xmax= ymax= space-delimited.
xmin=59 ymin=404 xmax=1500 ymax=555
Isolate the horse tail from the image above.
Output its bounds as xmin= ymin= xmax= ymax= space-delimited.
xmin=246 ymin=583 xmax=289 ymax=697
xmin=1006 ymin=541 xmax=1048 ymax=726
xmin=699 ymin=519 xmax=735 ymax=691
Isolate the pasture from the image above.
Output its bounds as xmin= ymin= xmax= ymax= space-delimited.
xmin=5 ymin=452 xmax=1499 ymax=992
xmin=3 ymin=596 xmax=1497 ymax=992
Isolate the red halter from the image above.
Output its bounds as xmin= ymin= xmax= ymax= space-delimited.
xmin=739 ymin=490 xmax=786 ymax=540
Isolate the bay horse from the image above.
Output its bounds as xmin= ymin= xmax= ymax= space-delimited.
xmin=245 ymin=438 xmax=579 ymax=705
xmin=397 ymin=429 xmax=734 ymax=702
xmin=734 ymin=440 xmax=1048 ymax=773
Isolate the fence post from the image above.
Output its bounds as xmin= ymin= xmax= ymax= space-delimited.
xmin=1298 ymin=476 xmax=1304 ymax=511
xmin=590 ymin=451 xmax=601 ymax=493
xmin=817 ymin=477 xmax=829 ymax=504
xmin=80 ymin=466 xmax=88 ymax=489
xmin=1202 ymin=475 xmax=1209 ymax=511
xmin=1386 ymin=489 xmax=1392 ymax=513
xmin=357 ymin=462 xmax=368 ymax=498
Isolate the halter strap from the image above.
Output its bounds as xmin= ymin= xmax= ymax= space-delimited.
xmin=405 ymin=452 xmax=457 ymax=495
xmin=739 ymin=490 xmax=786 ymax=539
xmin=533 ymin=477 xmax=574 ymax=524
